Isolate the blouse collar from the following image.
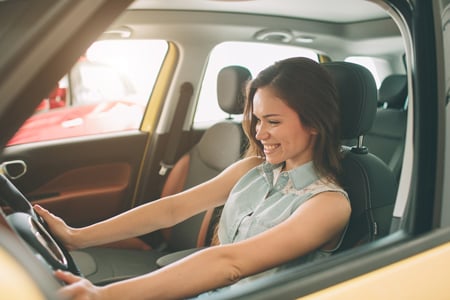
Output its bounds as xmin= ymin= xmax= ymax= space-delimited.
xmin=261 ymin=160 xmax=319 ymax=190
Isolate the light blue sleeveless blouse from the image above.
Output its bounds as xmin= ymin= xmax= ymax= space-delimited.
xmin=218 ymin=160 xmax=348 ymax=253
xmin=194 ymin=161 xmax=349 ymax=298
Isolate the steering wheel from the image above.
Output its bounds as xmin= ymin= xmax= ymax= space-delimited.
xmin=0 ymin=174 xmax=81 ymax=276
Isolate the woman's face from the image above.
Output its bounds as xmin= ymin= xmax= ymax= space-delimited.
xmin=253 ymin=86 xmax=317 ymax=171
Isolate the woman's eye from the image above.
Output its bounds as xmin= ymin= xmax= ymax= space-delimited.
xmin=268 ymin=120 xmax=280 ymax=125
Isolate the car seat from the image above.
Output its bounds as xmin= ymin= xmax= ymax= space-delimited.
xmin=70 ymin=65 xmax=251 ymax=284
xmin=322 ymin=62 xmax=398 ymax=251
xmin=155 ymin=62 xmax=399 ymax=265
xmin=364 ymin=74 xmax=408 ymax=182
xmin=377 ymin=74 xmax=408 ymax=109
xmin=159 ymin=65 xmax=251 ymax=252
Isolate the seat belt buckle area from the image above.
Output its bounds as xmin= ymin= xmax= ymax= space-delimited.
xmin=159 ymin=161 xmax=174 ymax=176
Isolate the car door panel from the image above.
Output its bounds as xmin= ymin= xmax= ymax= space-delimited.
xmin=0 ymin=131 xmax=148 ymax=227
xmin=27 ymin=162 xmax=131 ymax=228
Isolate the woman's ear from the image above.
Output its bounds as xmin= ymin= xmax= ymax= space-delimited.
xmin=310 ymin=128 xmax=319 ymax=135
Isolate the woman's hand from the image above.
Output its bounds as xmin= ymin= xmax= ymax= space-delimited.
xmin=34 ymin=204 xmax=79 ymax=250
xmin=55 ymin=270 xmax=107 ymax=300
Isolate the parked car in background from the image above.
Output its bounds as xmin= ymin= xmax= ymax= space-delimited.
xmin=0 ymin=0 xmax=449 ymax=299
xmin=8 ymin=40 xmax=168 ymax=145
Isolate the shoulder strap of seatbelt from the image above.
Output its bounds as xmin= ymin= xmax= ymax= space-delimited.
xmin=159 ymin=81 xmax=194 ymax=176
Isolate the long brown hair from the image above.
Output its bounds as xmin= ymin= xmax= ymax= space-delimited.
xmin=242 ymin=57 xmax=342 ymax=181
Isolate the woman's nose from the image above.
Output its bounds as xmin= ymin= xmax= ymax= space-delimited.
xmin=255 ymin=123 xmax=268 ymax=140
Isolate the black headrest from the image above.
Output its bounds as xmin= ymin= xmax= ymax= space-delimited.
xmin=217 ymin=65 xmax=252 ymax=115
xmin=322 ymin=62 xmax=377 ymax=140
xmin=378 ymin=74 xmax=407 ymax=109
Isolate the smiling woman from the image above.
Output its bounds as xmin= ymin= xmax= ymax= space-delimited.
xmin=1 ymin=0 xmax=449 ymax=299
xmin=244 ymin=57 xmax=341 ymax=177
xmin=33 ymin=57 xmax=351 ymax=300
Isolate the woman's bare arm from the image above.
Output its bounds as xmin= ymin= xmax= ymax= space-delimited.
xmin=57 ymin=190 xmax=350 ymax=299
xmin=36 ymin=156 xmax=263 ymax=249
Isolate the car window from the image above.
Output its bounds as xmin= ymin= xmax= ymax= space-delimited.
xmin=7 ymin=40 xmax=168 ymax=146
xmin=345 ymin=56 xmax=393 ymax=88
xmin=193 ymin=42 xmax=318 ymax=128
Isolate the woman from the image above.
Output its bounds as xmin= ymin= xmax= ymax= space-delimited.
xmin=36 ymin=57 xmax=351 ymax=299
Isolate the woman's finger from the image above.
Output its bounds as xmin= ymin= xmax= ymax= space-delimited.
xmin=55 ymin=270 xmax=82 ymax=299
xmin=33 ymin=204 xmax=46 ymax=214
xmin=34 ymin=204 xmax=53 ymax=221
xmin=55 ymin=270 xmax=104 ymax=300
xmin=55 ymin=270 xmax=82 ymax=285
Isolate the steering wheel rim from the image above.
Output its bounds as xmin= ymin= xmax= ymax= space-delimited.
xmin=0 ymin=174 xmax=81 ymax=275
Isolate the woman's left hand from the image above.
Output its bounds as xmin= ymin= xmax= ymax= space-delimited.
xmin=55 ymin=270 xmax=107 ymax=300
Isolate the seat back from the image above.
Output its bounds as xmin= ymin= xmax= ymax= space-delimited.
xmin=377 ymin=74 xmax=407 ymax=109
xmin=322 ymin=62 xmax=397 ymax=251
xmin=365 ymin=74 xmax=408 ymax=182
xmin=161 ymin=65 xmax=251 ymax=251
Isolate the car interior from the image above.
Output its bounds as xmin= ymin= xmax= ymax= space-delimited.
xmin=364 ymin=73 xmax=408 ymax=183
xmin=3 ymin=0 xmax=443 ymax=299
xmin=70 ymin=64 xmax=252 ymax=284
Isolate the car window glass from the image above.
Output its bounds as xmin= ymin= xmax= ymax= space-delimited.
xmin=7 ymin=40 xmax=168 ymax=146
xmin=345 ymin=56 xmax=393 ymax=88
xmin=193 ymin=42 xmax=317 ymax=128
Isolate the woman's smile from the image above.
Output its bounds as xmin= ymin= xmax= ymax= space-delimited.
xmin=263 ymin=143 xmax=281 ymax=155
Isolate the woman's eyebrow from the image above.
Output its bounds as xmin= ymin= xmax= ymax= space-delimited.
xmin=261 ymin=113 xmax=281 ymax=118
xmin=252 ymin=113 xmax=282 ymax=119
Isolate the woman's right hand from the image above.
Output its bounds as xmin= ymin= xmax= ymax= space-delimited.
xmin=34 ymin=204 xmax=79 ymax=250
xmin=55 ymin=270 xmax=107 ymax=300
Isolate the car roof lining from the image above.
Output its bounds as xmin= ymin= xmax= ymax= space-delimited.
xmin=128 ymin=0 xmax=389 ymax=24
xmin=108 ymin=9 xmax=404 ymax=60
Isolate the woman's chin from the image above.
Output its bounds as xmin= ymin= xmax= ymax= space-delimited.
xmin=265 ymin=156 xmax=283 ymax=165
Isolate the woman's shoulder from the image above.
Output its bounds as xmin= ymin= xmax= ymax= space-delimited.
xmin=235 ymin=156 xmax=265 ymax=173
xmin=308 ymin=177 xmax=350 ymax=203
xmin=219 ymin=156 xmax=265 ymax=182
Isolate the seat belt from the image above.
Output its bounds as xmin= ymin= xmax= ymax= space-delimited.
xmin=159 ymin=81 xmax=194 ymax=176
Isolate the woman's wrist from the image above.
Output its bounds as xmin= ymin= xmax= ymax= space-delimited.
xmin=100 ymin=281 xmax=133 ymax=300
xmin=67 ymin=227 xmax=84 ymax=250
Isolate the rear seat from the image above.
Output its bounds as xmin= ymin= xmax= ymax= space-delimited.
xmin=363 ymin=74 xmax=408 ymax=182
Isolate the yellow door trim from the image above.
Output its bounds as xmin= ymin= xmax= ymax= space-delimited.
xmin=318 ymin=54 xmax=332 ymax=63
xmin=131 ymin=42 xmax=179 ymax=207
xmin=140 ymin=42 xmax=179 ymax=133
xmin=0 ymin=248 xmax=46 ymax=300
xmin=301 ymin=242 xmax=450 ymax=299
